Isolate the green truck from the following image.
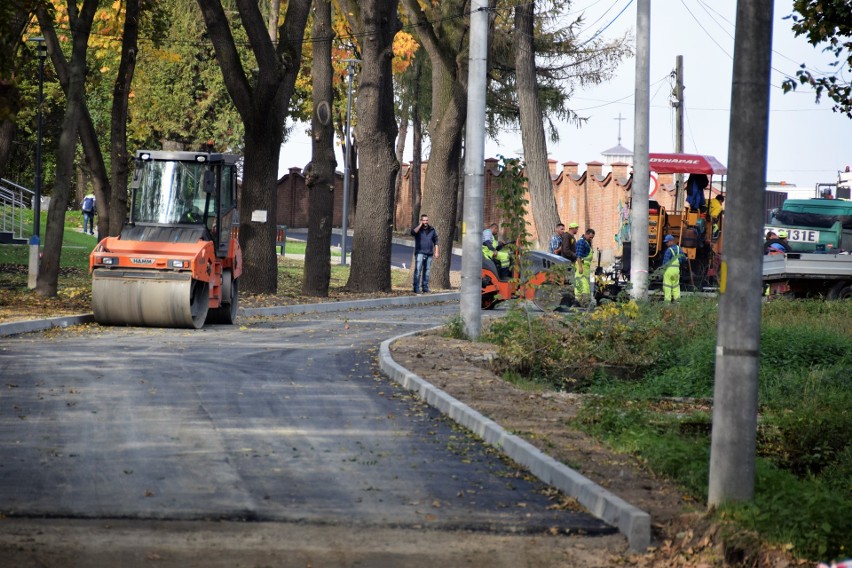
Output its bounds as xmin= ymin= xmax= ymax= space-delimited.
xmin=763 ymin=198 xmax=852 ymax=300
xmin=766 ymin=198 xmax=852 ymax=252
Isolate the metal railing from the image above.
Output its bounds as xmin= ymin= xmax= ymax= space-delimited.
xmin=0 ymin=178 xmax=35 ymax=242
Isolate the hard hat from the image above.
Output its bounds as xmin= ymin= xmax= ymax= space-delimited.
xmin=663 ymin=234 xmax=676 ymax=243
xmin=568 ymin=222 xmax=579 ymax=229
xmin=770 ymin=243 xmax=785 ymax=252
xmin=777 ymin=230 xmax=788 ymax=238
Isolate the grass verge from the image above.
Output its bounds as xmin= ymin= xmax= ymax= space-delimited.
xmin=480 ymin=297 xmax=851 ymax=562
xmin=0 ymin=212 xmax=414 ymax=321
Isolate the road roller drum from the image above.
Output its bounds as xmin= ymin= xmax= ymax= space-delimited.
xmin=93 ymin=270 xmax=210 ymax=329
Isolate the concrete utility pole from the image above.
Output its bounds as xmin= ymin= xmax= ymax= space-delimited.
xmin=460 ymin=0 xmax=489 ymax=339
xmin=708 ymin=0 xmax=774 ymax=507
xmin=629 ymin=0 xmax=650 ymax=300
xmin=674 ymin=55 xmax=685 ymax=210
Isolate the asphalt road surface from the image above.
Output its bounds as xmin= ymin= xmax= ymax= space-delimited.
xmin=0 ymin=303 xmax=616 ymax=566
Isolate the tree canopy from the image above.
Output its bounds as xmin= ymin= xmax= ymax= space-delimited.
xmin=783 ymin=0 xmax=852 ymax=118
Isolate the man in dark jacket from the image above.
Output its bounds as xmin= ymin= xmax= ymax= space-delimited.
xmin=411 ymin=214 xmax=439 ymax=294
xmin=561 ymin=222 xmax=579 ymax=262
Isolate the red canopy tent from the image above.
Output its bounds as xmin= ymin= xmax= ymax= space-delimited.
xmin=649 ymin=153 xmax=727 ymax=176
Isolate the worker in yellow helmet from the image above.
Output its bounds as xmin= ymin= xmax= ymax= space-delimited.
xmin=574 ymin=228 xmax=595 ymax=306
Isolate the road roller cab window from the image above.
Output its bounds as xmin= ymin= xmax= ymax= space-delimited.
xmin=133 ymin=158 xmax=212 ymax=225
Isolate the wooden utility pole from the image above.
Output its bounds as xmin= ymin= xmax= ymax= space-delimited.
xmin=708 ymin=0 xmax=774 ymax=507
xmin=674 ymin=55 xmax=685 ymax=210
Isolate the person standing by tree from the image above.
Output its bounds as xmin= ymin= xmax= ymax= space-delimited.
xmin=411 ymin=214 xmax=439 ymax=294
xmin=662 ymin=234 xmax=685 ymax=303
xmin=574 ymin=228 xmax=595 ymax=306
xmin=81 ymin=193 xmax=96 ymax=235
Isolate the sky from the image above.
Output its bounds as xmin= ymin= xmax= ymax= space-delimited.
xmin=279 ymin=0 xmax=852 ymax=198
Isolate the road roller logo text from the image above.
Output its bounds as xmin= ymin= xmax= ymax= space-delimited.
xmin=131 ymin=258 xmax=155 ymax=265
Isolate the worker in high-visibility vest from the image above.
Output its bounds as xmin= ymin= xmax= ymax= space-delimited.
xmin=574 ymin=228 xmax=595 ymax=306
xmin=662 ymin=234 xmax=685 ymax=302
xmin=482 ymin=223 xmax=511 ymax=279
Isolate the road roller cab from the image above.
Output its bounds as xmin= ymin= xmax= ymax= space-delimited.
xmin=90 ymin=150 xmax=243 ymax=329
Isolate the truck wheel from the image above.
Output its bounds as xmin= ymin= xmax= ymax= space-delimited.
xmin=827 ymin=280 xmax=852 ymax=301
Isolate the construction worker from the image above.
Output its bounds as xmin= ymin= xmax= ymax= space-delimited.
xmin=767 ymin=243 xmax=787 ymax=256
xmin=574 ymin=228 xmax=595 ymax=306
xmin=662 ymin=234 xmax=685 ymax=302
xmin=561 ymin=222 xmax=579 ymax=262
xmin=765 ymin=230 xmax=792 ymax=254
xmin=483 ymin=222 xmax=511 ymax=279
xmin=708 ymin=194 xmax=724 ymax=239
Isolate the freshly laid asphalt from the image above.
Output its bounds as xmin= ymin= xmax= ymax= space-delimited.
xmin=0 ymin=293 xmax=650 ymax=551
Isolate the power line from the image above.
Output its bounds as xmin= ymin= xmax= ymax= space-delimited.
xmin=577 ymin=0 xmax=634 ymax=48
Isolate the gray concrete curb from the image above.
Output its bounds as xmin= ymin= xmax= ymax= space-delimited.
xmin=378 ymin=328 xmax=652 ymax=552
xmin=239 ymin=291 xmax=459 ymax=317
xmin=0 ymin=314 xmax=95 ymax=337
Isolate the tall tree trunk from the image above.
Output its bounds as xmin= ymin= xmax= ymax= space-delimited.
xmin=421 ymin=91 xmax=464 ymax=289
xmin=36 ymin=9 xmax=112 ymax=236
xmin=302 ymin=0 xmax=336 ymax=297
xmin=198 ymin=0 xmax=311 ymax=294
xmin=515 ymin=2 xmax=559 ymax=250
xmin=36 ymin=0 xmax=98 ymax=297
xmin=0 ymin=108 xmax=16 ymax=179
xmin=0 ymin=6 xmax=29 ymax=178
xmin=267 ymin=0 xmax=280 ymax=40
xmin=75 ymin=156 xmax=90 ymax=206
xmin=393 ymin=114 xmax=408 ymax=230
xmin=401 ymin=0 xmax=469 ymax=289
xmin=410 ymin=87 xmax=422 ymax=228
xmin=109 ymin=0 xmax=140 ymax=236
xmin=456 ymin=137 xmax=465 ymax=233
xmin=340 ymin=0 xmax=400 ymax=292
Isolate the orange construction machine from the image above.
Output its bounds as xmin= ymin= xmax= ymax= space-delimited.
xmin=481 ymin=249 xmax=573 ymax=311
xmin=90 ymin=150 xmax=242 ymax=329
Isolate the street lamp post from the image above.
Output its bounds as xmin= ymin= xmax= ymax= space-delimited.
xmin=28 ymin=37 xmax=47 ymax=289
xmin=340 ymin=58 xmax=360 ymax=266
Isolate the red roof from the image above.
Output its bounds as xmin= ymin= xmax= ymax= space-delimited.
xmin=648 ymin=153 xmax=727 ymax=175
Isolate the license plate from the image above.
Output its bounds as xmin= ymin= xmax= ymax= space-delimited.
xmin=764 ymin=226 xmax=820 ymax=244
